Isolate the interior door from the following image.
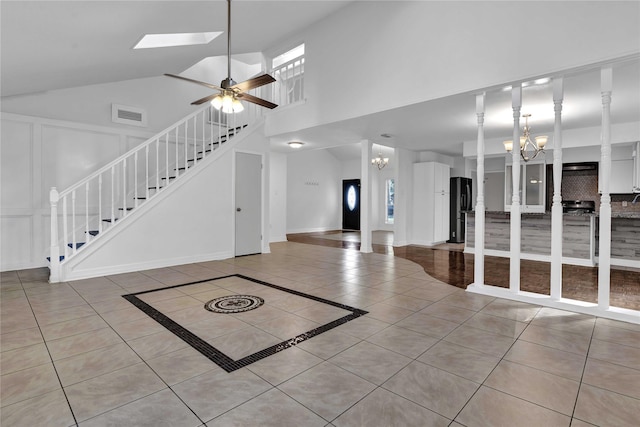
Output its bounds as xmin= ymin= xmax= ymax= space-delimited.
xmin=342 ymin=179 xmax=360 ymax=230
xmin=235 ymin=152 xmax=262 ymax=256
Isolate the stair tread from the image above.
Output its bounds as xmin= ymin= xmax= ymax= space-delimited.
xmin=118 ymin=207 xmax=134 ymax=211
xmin=67 ymin=242 xmax=86 ymax=249
xmin=86 ymin=230 xmax=99 ymax=236
xmin=160 ymin=176 xmax=177 ymax=180
xmin=47 ymin=256 xmax=65 ymax=262
xmin=102 ymin=218 xmax=119 ymax=223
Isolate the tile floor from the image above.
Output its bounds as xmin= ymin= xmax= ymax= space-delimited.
xmin=1 ymin=242 xmax=639 ymax=426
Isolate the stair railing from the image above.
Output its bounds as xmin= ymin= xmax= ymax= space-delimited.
xmin=49 ymin=100 xmax=263 ymax=277
xmin=271 ymin=55 xmax=305 ymax=107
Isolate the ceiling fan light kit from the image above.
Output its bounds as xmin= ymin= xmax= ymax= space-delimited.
xmin=165 ymin=0 xmax=277 ymax=113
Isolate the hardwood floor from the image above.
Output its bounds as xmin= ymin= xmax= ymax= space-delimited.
xmin=287 ymin=231 xmax=640 ymax=311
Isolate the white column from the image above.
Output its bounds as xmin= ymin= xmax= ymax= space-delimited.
xmin=598 ymin=67 xmax=613 ymax=310
xmin=550 ymin=78 xmax=564 ymax=301
xmin=360 ymin=139 xmax=373 ymax=253
xmin=393 ymin=148 xmax=408 ymax=246
xmin=510 ymin=86 xmax=522 ymax=293
xmin=49 ymin=187 xmax=60 ymax=283
xmin=474 ymin=93 xmax=486 ymax=287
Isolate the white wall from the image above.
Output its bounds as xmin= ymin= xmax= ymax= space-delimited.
xmin=269 ymin=151 xmax=287 ymax=242
xmin=266 ymin=1 xmax=640 ymax=137
xmin=286 ymin=149 xmax=342 ymax=233
xmin=0 ymin=113 xmax=153 ymax=271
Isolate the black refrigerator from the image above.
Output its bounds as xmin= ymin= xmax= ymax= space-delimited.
xmin=448 ymin=177 xmax=473 ymax=243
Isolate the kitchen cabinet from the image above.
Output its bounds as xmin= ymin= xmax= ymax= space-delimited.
xmin=609 ymin=159 xmax=634 ymax=193
xmin=412 ymin=162 xmax=450 ymax=245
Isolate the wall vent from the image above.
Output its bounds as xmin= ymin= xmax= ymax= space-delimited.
xmin=112 ymin=104 xmax=147 ymax=127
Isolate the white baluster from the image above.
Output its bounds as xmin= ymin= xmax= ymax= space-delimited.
xmin=193 ymin=116 xmax=197 ymax=165
xmin=165 ymin=134 xmax=169 ymax=184
xmin=156 ymin=138 xmax=160 ymax=192
xmin=510 ymin=85 xmax=522 ymax=293
xmin=209 ymin=107 xmax=214 ymax=152
xmin=122 ymin=159 xmax=127 ymax=217
xmin=474 ymin=93 xmax=486 ymax=288
xmin=184 ymin=121 xmax=188 ymax=172
xmin=98 ymin=174 xmax=103 ymax=234
xmin=71 ymin=190 xmax=77 ymax=254
xmin=551 ymin=78 xmax=564 ymax=301
xmin=49 ymin=187 xmax=60 ymax=282
xmin=598 ymin=67 xmax=613 ymax=310
xmin=111 ymin=166 xmax=115 ymax=224
xmin=134 ymin=152 xmax=139 ymax=207
xmin=175 ymin=127 xmax=179 ymax=177
xmin=63 ymin=196 xmax=69 ymax=259
xmin=202 ymin=110 xmax=205 ymax=159
xmin=85 ymin=181 xmax=89 ymax=244
xmin=145 ymin=145 xmax=150 ymax=200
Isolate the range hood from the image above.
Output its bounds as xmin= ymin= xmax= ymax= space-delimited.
xmin=563 ymin=162 xmax=598 ymax=172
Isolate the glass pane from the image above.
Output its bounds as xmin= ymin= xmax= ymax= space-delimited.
xmin=525 ymin=163 xmax=545 ymax=206
xmin=385 ymin=179 xmax=395 ymax=224
xmin=347 ymin=185 xmax=357 ymax=211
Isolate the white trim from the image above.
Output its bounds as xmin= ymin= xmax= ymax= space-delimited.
xmin=64 ymin=251 xmax=234 ymax=282
xmin=285 ymin=226 xmax=338 ymax=234
xmin=596 ymin=256 xmax=640 ymax=269
xmin=464 ymin=247 xmax=596 ymax=267
xmin=466 ymin=283 xmax=640 ymax=325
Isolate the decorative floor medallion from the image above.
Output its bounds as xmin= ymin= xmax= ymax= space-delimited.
xmin=122 ymin=274 xmax=368 ymax=372
xmin=204 ymin=295 xmax=264 ymax=313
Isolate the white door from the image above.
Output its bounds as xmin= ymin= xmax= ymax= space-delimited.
xmin=235 ymin=152 xmax=262 ymax=256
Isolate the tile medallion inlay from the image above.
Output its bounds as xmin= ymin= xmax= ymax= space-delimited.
xmin=122 ymin=274 xmax=368 ymax=372
xmin=204 ymin=295 xmax=265 ymax=314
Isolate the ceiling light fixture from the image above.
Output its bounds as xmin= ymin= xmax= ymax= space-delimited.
xmin=503 ymin=114 xmax=548 ymax=162
xmin=288 ymin=141 xmax=304 ymax=148
xmin=371 ymin=153 xmax=389 ymax=170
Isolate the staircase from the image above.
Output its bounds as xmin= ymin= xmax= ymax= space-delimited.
xmin=48 ymin=103 xmax=263 ymax=282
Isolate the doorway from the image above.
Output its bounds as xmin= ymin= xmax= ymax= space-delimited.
xmin=235 ymin=152 xmax=262 ymax=256
xmin=342 ymin=179 xmax=361 ymax=230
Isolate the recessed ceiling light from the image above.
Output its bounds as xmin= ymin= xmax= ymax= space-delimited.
xmin=288 ymin=141 xmax=304 ymax=148
xmin=133 ymin=32 xmax=222 ymax=49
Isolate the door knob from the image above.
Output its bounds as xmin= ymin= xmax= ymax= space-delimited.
xmin=236 ymin=207 xmax=242 ymax=212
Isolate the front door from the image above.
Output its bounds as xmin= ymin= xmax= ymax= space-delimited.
xmin=342 ymin=179 xmax=361 ymax=230
xmin=235 ymin=152 xmax=262 ymax=256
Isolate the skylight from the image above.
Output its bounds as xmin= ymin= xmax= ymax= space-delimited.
xmin=133 ymin=32 xmax=222 ymax=49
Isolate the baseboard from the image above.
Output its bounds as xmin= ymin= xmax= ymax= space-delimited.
xmin=286 ymin=227 xmax=339 ymax=234
xmin=269 ymin=235 xmax=288 ymax=243
xmin=61 ymin=251 xmax=234 ymax=282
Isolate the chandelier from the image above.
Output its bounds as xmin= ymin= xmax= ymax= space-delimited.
xmin=211 ymin=90 xmax=244 ymax=114
xmin=503 ymin=114 xmax=548 ymax=162
xmin=371 ymin=153 xmax=389 ymax=170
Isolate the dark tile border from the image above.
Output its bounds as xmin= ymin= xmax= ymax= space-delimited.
xmin=122 ymin=274 xmax=368 ymax=372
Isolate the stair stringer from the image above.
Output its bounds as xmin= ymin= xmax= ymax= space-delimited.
xmin=57 ymin=120 xmax=268 ymax=282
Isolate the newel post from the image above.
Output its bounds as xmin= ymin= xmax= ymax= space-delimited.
xmin=49 ymin=187 xmax=60 ymax=283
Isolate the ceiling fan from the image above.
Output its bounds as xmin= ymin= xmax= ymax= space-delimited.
xmin=165 ymin=0 xmax=277 ymax=113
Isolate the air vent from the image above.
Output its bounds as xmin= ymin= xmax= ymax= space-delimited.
xmin=112 ymin=104 xmax=147 ymax=127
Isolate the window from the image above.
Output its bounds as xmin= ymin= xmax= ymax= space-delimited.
xmin=385 ymin=179 xmax=395 ymax=224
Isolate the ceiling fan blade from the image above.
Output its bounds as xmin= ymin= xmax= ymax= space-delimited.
xmin=231 ymin=74 xmax=276 ymax=92
xmin=237 ymin=93 xmax=278 ymax=109
xmin=190 ymin=93 xmax=219 ymax=106
xmin=165 ymin=74 xmax=222 ymax=91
